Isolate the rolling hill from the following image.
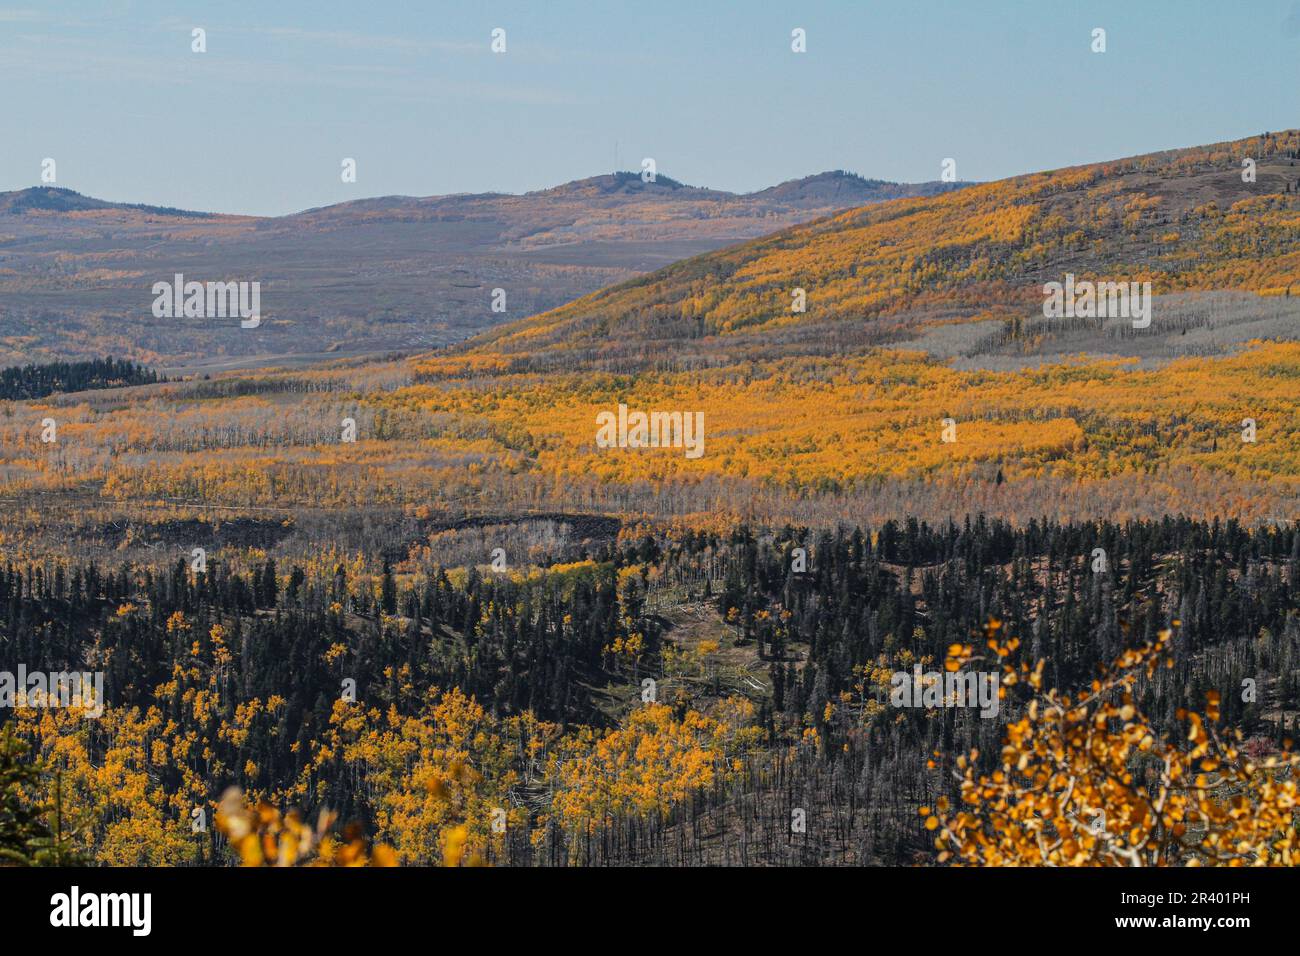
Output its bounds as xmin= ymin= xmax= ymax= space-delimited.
xmin=0 ymin=188 xmax=213 ymax=218
xmin=467 ymin=130 xmax=1300 ymax=371
xmin=0 ymin=173 xmax=960 ymax=372
xmin=384 ymin=131 xmax=1300 ymax=525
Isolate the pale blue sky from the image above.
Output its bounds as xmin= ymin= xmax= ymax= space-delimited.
xmin=3 ymin=0 xmax=1298 ymax=215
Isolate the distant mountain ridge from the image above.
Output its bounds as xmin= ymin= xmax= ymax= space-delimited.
xmin=279 ymin=169 xmax=960 ymax=225
xmin=529 ymin=172 xmax=703 ymax=198
xmin=753 ymin=170 xmax=966 ymax=204
xmin=0 ymin=170 xmax=964 ymax=370
xmin=0 ymin=186 xmax=213 ymax=219
xmin=0 ymin=170 xmax=959 ymax=221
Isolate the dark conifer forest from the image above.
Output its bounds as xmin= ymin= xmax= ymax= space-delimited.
xmin=0 ymin=358 xmax=159 ymax=401
xmin=3 ymin=516 xmax=1295 ymax=865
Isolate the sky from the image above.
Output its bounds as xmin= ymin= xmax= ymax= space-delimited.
xmin=3 ymin=0 xmax=1299 ymax=216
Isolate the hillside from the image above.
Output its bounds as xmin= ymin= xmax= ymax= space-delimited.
xmin=468 ymin=130 xmax=1300 ymax=370
xmin=377 ymin=132 xmax=1300 ymax=524
xmin=3 ymin=132 xmax=1300 ymax=549
xmin=0 ymin=172 xmax=957 ymax=371
xmin=0 ymin=186 xmax=213 ymax=218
